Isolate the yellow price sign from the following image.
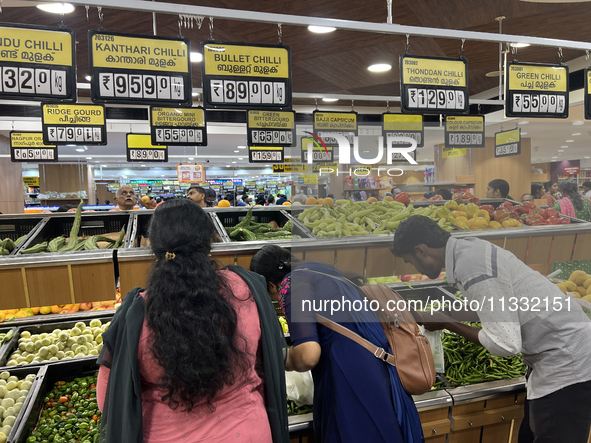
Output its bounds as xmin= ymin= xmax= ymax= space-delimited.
xmin=442 ymin=147 xmax=467 ymax=159
xmin=151 ymin=107 xmax=205 ymax=127
xmin=383 ymin=114 xmax=423 ymax=131
xmin=23 ymin=177 xmax=40 ymax=187
xmin=0 ymin=25 xmax=73 ymax=66
xmin=313 ymin=111 xmax=358 ymax=132
xmin=42 ymin=104 xmax=105 ymax=126
xmin=203 ymin=43 xmax=290 ymax=78
xmin=507 ymin=63 xmax=567 ymax=93
xmin=301 ymin=175 xmax=318 ymax=184
xmin=401 ymin=56 xmax=467 ymax=88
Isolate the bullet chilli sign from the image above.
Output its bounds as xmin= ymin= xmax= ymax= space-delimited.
xmin=89 ymin=31 xmax=192 ymax=106
xmin=202 ymin=42 xmax=292 ymax=110
xmin=0 ymin=23 xmax=76 ymax=102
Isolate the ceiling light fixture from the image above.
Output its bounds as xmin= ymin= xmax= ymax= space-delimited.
xmin=190 ymin=52 xmax=203 ymax=63
xmin=573 ymin=121 xmax=584 ymax=125
xmin=238 ymin=157 xmax=244 ymax=160
xmin=368 ymin=63 xmax=392 ymax=72
xmin=521 ymin=132 xmax=528 ymax=135
xmin=518 ymin=121 xmax=529 ymax=125
xmin=232 ymin=161 xmax=236 ymax=164
xmin=308 ymin=25 xmax=336 ymax=34
xmin=76 ymin=148 xmax=85 ymax=152
xmin=226 ymin=165 xmax=231 ymax=167
xmin=561 ymin=145 xmax=569 ymax=148
xmin=572 ymin=133 xmax=582 ymax=136
xmin=85 ymin=75 xmax=91 ymax=81
xmin=234 ymin=150 xmax=239 ymax=153
xmin=585 ymin=156 xmax=591 ymax=159
xmin=101 ymin=164 xmax=107 ymax=167
xmin=86 ymin=156 xmax=92 ymax=160
xmin=322 ymin=98 xmax=339 ymax=102
xmin=510 ymin=42 xmax=531 ymax=48
xmin=188 ymin=157 xmax=194 ymax=160
xmin=485 ymin=71 xmax=502 ymax=78
xmin=37 ymin=3 xmax=74 ymax=14
xmin=237 ymin=146 xmax=246 ymax=149
xmin=558 ymin=150 xmax=564 ymax=152
xmin=141 ymin=164 xmax=147 ymax=167
xmin=565 ymin=139 xmax=574 ymax=143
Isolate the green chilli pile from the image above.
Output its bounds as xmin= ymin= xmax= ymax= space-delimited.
xmin=286 ymin=398 xmax=312 ymax=416
xmin=225 ymin=208 xmax=300 ymax=242
xmin=20 ymin=202 xmax=126 ymax=254
xmin=297 ymin=200 xmax=454 ymax=237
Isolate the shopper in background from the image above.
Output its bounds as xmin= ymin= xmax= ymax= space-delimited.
xmin=56 ymin=204 xmax=77 ymax=212
xmin=111 ymin=185 xmax=137 ymax=211
xmin=225 ymin=192 xmax=246 ymax=207
xmin=391 ymin=215 xmax=591 ymax=443
xmin=486 ymin=179 xmax=513 ymax=200
xmin=250 ymin=245 xmax=424 ymax=443
xmin=186 ymin=186 xmax=207 ymax=208
xmin=241 ymin=194 xmax=252 ymax=206
xmin=582 ymin=181 xmax=591 ymax=199
xmin=255 ymin=194 xmax=267 ymax=206
xmin=292 ymin=193 xmax=308 ymax=205
xmin=391 ymin=186 xmax=402 ymax=196
xmin=276 ymin=194 xmax=288 ymax=205
xmin=435 ymin=189 xmax=452 ymax=200
xmin=531 ymin=183 xmax=545 ymax=201
xmin=352 ymin=191 xmax=362 ymax=202
xmin=423 ymin=191 xmax=436 ymax=199
xmin=204 ymin=189 xmax=217 ymax=207
xmin=521 ymin=193 xmax=534 ymax=203
xmin=266 ymin=195 xmax=276 ymax=206
xmin=97 ymin=199 xmax=288 ymax=443
xmin=546 ymin=180 xmax=561 ymax=202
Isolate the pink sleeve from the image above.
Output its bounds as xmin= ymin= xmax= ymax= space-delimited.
xmin=97 ymin=365 xmax=110 ymax=412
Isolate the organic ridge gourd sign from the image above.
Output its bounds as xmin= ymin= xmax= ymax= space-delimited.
xmin=89 ymin=31 xmax=192 ymax=106
xmin=505 ymin=61 xmax=568 ymax=118
xmin=202 ymin=41 xmax=292 ymax=110
xmin=0 ymin=23 xmax=76 ymax=102
xmin=10 ymin=131 xmax=58 ymax=162
xmin=400 ymin=54 xmax=469 ymax=114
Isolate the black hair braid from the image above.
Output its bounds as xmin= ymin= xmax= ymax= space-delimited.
xmin=145 ymin=199 xmax=249 ymax=412
xmin=559 ymin=179 xmax=584 ymax=211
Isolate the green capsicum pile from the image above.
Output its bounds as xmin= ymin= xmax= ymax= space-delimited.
xmin=26 ymin=373 xmax=101 ymax=443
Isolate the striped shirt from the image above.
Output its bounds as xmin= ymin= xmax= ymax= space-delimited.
xmin=445 ymin=237 xmax=591 ymax=399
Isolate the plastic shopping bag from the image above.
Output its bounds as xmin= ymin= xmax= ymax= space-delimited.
xmin=419 ymin=326 xmax=445 ymax=374
xmin=285 ymin=370 xmax=314 ymax=406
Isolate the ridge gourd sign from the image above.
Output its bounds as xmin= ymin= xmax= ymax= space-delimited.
xmin=42 ymin=104 xmax=106 ymax=145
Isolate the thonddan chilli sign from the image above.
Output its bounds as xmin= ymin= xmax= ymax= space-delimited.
xmin=89 ymin=31 xmax=191 ymax=106
xmin=202 ymin=41 xmax=292 ymax=111
xmin=0 ymin=23 xmax=76 ymax=102
xmin=41 ymin=104 xmax=107 ymax=146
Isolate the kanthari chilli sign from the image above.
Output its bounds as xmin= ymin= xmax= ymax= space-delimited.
xmin=177 ymin=164 xmax=205 ymax=183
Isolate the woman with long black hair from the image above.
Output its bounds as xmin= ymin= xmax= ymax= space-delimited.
xmin=97 ymin=199 xmax=288 ymax=443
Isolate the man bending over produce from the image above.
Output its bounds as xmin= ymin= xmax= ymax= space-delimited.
xmin=112 ymin=185 xmax=137 ymax=211
xmin=391 ymin=215 xmax=591 ymax=443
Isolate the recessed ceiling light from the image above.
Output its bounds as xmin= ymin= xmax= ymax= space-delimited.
xmin=322 ymin=98 xmax=339 ymax=102
xmin=238 ymin=157 xmax=244 ymax=160
xmin=188 ymin=157 xmax=194 ymax=160
xmin=308 ymin=25 xmax=336 ymax=34
xmin=85 ymin=75 xmax=91 ymax=81
xmin=552 ymin=156 xmax=558 ymax=158
xmin=521 ymin=132 xmax=528 ymax=135
xmin=237 ymin=146 xmax=246 ymax=149
xmin=485 ymin=70 xmax=503 ymax=78
xmin=101 ymin=164 xmax=107 ymax=167
xmin=558 ymin=150 xmax=564 ymax=152
xmin=37 ymin=3 xmax=74 ymax=14
xmin=561 ymin=145 xmax=569 ymax=148
xmin=565 ymin=139 xmax=574 ymax=143
xmin=76 ymin=148 xmax=85 ymax=152
xmin=265 ymin=164 xmax=271 ymax=167
xmin=362 ymin=150 xmax=370 ymax=153
xmin=572 ymin=133 xmax=582 ymax=136
xmin=232 ymin=161 xmax=236 ymax=164
xmin=586 ymin=156 xmax=591 ymax=159
xmin=190 ymin=52 xmax=203 ymax=63
xmin=368 ymin=63 xmax=392 ymax=72
xmin=510 ymin=42 xmax=530 ymax=48
xmin=518 ymin=121 xmax=529 ymax=125
xmin=86 ymin=156 xmax=92 ymax=159
xmin=141 ymin=164 xmax=147 ymax=167
xmin=234 ymin=150 xmax=239 ymax=153
xmin=573 ymin=121 xmax=584 ymax=125
xmin=226 ymin=165 xmax=231 ymax=167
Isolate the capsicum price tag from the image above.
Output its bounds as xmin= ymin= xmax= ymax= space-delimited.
xmin=10 ymin=131 xmax=58 ymax=162
xmin=313 ymin=111 xmax=357 ymax=147
xmin=248 ymin=146 xmax=284 ymax=163
xmin=0 ymin=23 xmax=76 ymax=102
xmin=150 ymin=107 xmax=206 ymax=146
xmin=505 ymin=62 xmax=568 ymax=118
xmin=382 ymin=113 xmax=424 ymax=147
xmin=202 ymin=41 xmax=292 ymax=110
xmin=89 ymin=30 xmax=191 ymax=106
xmin=400 ymin=54 xmax=469 ymax=114
xmin=444 ymin=115 xmax=485 ymax=148
xmin=494 ymin=128 xmax=521 ymax=158
xmin=247 ymin=110 xmax=295 ymax=146
xmin=41 ymin=104 xmax=107 ymax=146
xmin=301 ymin=136 xmax=334 ymax=163
xmin=126 ymin=133 xmax=168 ymax=162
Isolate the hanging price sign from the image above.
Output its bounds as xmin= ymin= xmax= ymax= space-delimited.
xmin=301 ymin=137 xmax=333 ymax=162
xmin=10 ymin=131 xmax=58 ymax=162
xmin=495 ymin=128 xmax=521 ymax=158
xmin=313 ymin=111 xmax=357 ymax=147
xmin=444 ymin=115 xmax=485 ymax=148
xmin=150 ymin=107 xmax=206 ymax=146
xmin=382 ymin=113 xmax=424 ymax=147
xmin=247 ymin=110 xmax=295 ymax=146
xmin=41 ymin=104 xmax=106 ymax=145
xmin=89 ymin=31 xmax=191 ymax=106
xmin=584 ymin=68 xmax=591 ymax=120
xmin=400 ymin=55 xmax=469 ymax=114
xmin=202 ymin=42 xmax=292 ymax=110
xmin=126 ymin=134 xmax=168 ymax=162
xmin=177 ymin=163 xmax=205 ymax=183
xmin=248 ymin=146 xmax=284 ymax=163
xmin=505 ymin=62 xmax=568 ymax=118
xmin=0 ymin=23 xmax=76 ymax=102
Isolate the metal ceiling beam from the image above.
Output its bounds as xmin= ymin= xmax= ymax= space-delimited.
xmin=33 ymin=0 xmax=591 ymax=51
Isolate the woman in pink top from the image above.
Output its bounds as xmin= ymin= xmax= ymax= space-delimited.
xmin=97 ymin=198 xmax=274 ymax=442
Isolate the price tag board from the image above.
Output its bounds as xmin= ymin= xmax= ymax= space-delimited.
xmin=89 ymin=31 xmax=191 ymax=106
xmin=150 ymin=107 xmax=206 ymax=146
xmin=273 ymin=163 xmax=307 ymax=173
xmin=442 ymin=147 xmax=467 ymax=159
xmin=495 ymin=128 xmax=521 ymax=158
xmin=312 ymin=162 xmax=338 ymax=173
xmin=313 ymin=111 xmax=357 ymax=147
xmin=249 ymin=146 xmax=284 ymax=163
xmin=247 ymin=110 xmax=295 ymax=146
xmin=0 ymin=23 xmax=76 ymax=102
xmin=301 ymin=136 xmax=334 ymax=162
xmin=23 ymin=177 xmax=40 ymax=187
xmin=41 ymin=104 xmax=106 ymax=145
xmin=506 ymin=62 xmax=568 ymax=118
xmin=177 ymin=163 xmax=205 ymax=183
xmin=400 ymin=55 xmax=468 ymax=114
xmin=202 ymin=42 xmax=291 ymax=110
xmin=126 ymin=134 xmax=168 ymax=162
xmin=444 ymin=115 xmax=485 ymax=148
xmin=382 ymin=113 xmax=424 ymax=147
xmin=584 ymin=68 xmax=591 ymax=120
xmin=107 ymin=183 xmax=120 ymax=192
xmin=392 ymin=150 xmax=417 ymax=163
xmin=10 ymin=131 xmax=58 ymax=162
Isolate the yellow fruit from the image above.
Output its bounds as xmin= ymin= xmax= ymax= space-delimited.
xmin=317 ymin=198 xmax=325 ymax=206
xmin=583 ymin=294 xmax=591 ymax=302
xmin=324 ymin=197 xmax=335 ymax=208
xmin=583 ymin=278 xmax=591 ymax=289
xmin=14 ymin=311 xmax=28 ymax=318
xmin=576 ymin=287 xmax=587 ymax=297
xmin=305 ymin=197 xmax=317 ymax=205
xmin=587 ymin=286 xmax=591 ymax=295
xmin=50 ymin=305 xmax=60 ymax=314
xmin=367 ymin=197 xmax=378 ymax=203
xmin=218 ymin=200 xmax=231 ymax=208
xmin=3 ymin=310 xmax=16 ymax=315
xmin=385 ymin=196 xmax=394 ymax=202
xmin=569 ymin=270 xmax=588 ymax=286
xmin=574 ymin=293 xmax=582 ymax=299
xmin=488 ymin=221 xmax=503 ymax=229
xmin=30 ymin=307 xmax=40 ymax=315
xmin=563 ymin=281 xmax=577 ymax=292
xmin=556 ymin=283 xmax=568 ymax=294
xmin=0 ymin=313 xmax=5 ymax=323
xmin=255 ymin=204 xmax=262 ymax=207
xmin=282 ymin=201 xmax=291 ymax=205
xmin=141 ymin=195 xmax=150 ymax=203
xmin=40 ymin=306 xmax=51 ymax=315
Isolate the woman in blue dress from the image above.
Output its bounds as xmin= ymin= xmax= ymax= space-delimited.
xmin=250 ymin=245 xmax=424 ymax=443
